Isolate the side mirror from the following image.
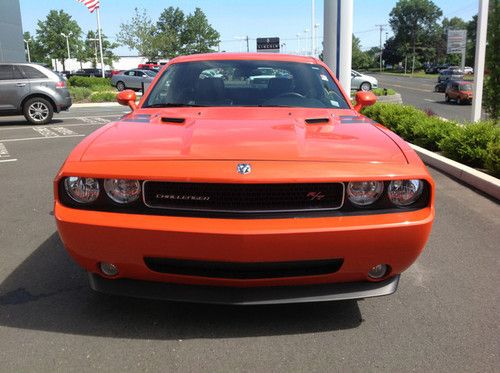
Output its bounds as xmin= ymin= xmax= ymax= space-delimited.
xmin=353 ymin=91 xmax=377 ymax=112
xmin=117 ymin=89 xmax=137 ymax=111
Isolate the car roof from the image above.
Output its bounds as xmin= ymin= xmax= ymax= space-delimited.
xmin=169 ymin=53 xmax=320 ymax=64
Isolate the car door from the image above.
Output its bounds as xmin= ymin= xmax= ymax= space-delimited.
xmin=133 ymin=70 xmax=147 ymax=89
xmin=0 ymin=64 xmax=30 ymax=112
xmin=123 ymin=70 xmax=136 ymax=88
xmin=351 ymin=71 xmax=360 ymax=89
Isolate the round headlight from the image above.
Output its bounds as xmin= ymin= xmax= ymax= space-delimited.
xmin=346 ymin=181 xmax=384 ymax=206
xmin=64 ymin=177 xmax=100 ymax=203
xmin=388 ymin=179 xmax=423 ymax=206
xmin=104 ymin=179 xmax=141 ymax=204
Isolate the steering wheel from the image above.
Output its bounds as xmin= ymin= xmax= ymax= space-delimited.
xmin=275 ymin=92 xmax=306 ymax=99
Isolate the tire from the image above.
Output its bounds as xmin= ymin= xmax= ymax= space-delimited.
xmin=445 ymin=94 xmax=450 ymax=102
xmin=116 ymin=81 xmax=125 ymax=91
xmin=360 ymin=82 xmax=372 ymax=91
xmin=23 ymin=97 xmax=54 ymax=125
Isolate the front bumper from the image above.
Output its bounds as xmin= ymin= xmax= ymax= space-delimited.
xmin=88 ymin=272 xmax=400 ymax=305
xmin=55 ymin=201 xmax=433 ymax=289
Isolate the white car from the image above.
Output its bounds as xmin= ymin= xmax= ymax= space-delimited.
xmin=464 ymin=66 xmax=474 ymax=75
xmin=351 ymin=70 xmax=378 ymax=91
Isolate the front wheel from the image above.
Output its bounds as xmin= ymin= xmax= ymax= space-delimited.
xmin=23 ymin=97 xmax=53 ymax=125
xmin=360 ymin=82 xmax=372 ymax=91
xmin=116 ymin=81 xmax=125 ymax=91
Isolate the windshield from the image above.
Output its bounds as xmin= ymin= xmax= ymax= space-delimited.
xmin=460 ymin=83 xmax=472 ymax=91
xmin=143 ymin=60 xmax=349 ymax=109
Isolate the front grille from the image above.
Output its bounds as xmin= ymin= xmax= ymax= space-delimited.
xmin=143 ymin=182 xmax=344 ymax=213
xmin=144 ymin=257 xmax=344 ymax=279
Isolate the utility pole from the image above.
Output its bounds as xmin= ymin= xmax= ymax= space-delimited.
xmin=375 ymin=24 xmax=387 ymax=72
xmin=471 ymin=0 xmax=489 ymax=122
xmin=246 ymin=36 xmax=249 ymax=52
xmin=296 ymin=33 xmax=301 ymax=54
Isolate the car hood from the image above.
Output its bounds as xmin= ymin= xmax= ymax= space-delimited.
xmin=80 ymin=108 xmax=407 ymax=164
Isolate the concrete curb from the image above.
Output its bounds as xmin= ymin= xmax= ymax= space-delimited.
xmin=376 ymin=93 xmax=403 ymax=104
xmin=410 ymin=144 xmax=500 ymax=201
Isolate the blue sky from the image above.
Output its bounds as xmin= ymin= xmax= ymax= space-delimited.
xmin=20 ymin=0 xmax=479 ymax=55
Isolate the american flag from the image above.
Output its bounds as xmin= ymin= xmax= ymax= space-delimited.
xmin=77 ymin=0 xmax=100 ymax=13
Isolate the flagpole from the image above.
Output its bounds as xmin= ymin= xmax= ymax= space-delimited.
xmin=96 ymin=7 xmax=105 ymax=78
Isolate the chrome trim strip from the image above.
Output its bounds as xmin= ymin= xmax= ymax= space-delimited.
xmin=141 ymin=180 xmax=346 ymax=214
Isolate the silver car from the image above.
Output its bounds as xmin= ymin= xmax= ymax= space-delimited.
xmin=111 ymin=69 xmax=157 ymax=91
xmin=351 ymin=70 xmax=378 ymax=91
xmin=0 ymin=63 xmax=72 ymax=124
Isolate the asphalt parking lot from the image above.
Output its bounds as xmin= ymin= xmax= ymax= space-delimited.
xmin=0 ymin=107 xmax=498 ymax=371
xmin=370 ymin=73 xmax=487 ymax=122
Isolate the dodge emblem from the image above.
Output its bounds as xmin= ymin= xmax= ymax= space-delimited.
xmin=237 ymin=163 xmax=251 ymax=175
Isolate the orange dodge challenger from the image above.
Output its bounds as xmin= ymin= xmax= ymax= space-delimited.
xmin=54 ymin=53 xmax=434 ymax=305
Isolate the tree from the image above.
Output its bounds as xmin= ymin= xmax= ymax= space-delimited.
xmin=351 ymin=36 xmax=371 ymax=70
xmin=23 ymin=31 xmax=50 ymax=65
xmin=35 ymin=10 xmax=82 ymax=71
xmin=181 ymin=8 xmax=220 ymax=55
xmin=484 ymin=0 xmax=499 ymax=119
xmin=117 ymin=8 xmax=160 ymax=60
xmin=389 ymin=0 xmax=442 ymax=73
xmin=75 ymin=31 xmax=118 ymax=68
xmin=117 ymin=7 xmax=220 ymax=59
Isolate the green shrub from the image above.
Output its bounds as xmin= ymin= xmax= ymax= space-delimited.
xmin=362 ymin=103 xmax=500 ymax=177
xmin=68 ymin=87 xmax=92 ymax=102
xmin=439 ymin=121 xmax=500 ymax=169
xmin=68 ymin=76 xmax=112 ymax=89
xmin=89 ymin=91 xmax=117 ymax=102
xmin=372 ymin=88 xmax=396 ymax=96
xmin=484 ymin=141 xmax=500 ymax=178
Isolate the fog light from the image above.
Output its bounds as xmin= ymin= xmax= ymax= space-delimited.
xmin=368 ymin=264 xmax=389 ymax=279
xmin=99 ymin=262 xmax=119 ymax=276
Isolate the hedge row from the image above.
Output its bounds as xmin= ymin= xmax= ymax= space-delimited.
xmin=68 ymin=76 xmax=112 ymax=91
xmin=89 ymin=91 xmax=117 ymax=102
xmin=361 ymin=103 xmax=500 ymax=177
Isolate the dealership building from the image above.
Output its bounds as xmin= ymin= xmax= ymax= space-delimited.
xmin=0 ymin=0 xmax=25 ymax=62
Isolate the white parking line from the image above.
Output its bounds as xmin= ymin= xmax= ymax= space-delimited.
xmin=51 ymin=126 xmax=77 ymax=135
xmin=79 ymin=117 xmax=111 ymax=124
xmin=32 ymin=127 xmax=60 ymax=137
xmin=0 ymin=143 xmax=9 ymax=158
xmin=0 ymin=158 xmax=17 ymax=163
xmin=0 ymin=135 xmax=84 ymax=143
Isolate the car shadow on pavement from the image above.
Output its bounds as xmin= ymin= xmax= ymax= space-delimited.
xmin=0 ymin=233 xmax=362 ymax=339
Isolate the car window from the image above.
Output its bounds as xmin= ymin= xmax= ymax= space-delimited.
xmin=124 ymin=71 xmax=134 ymax=76
xmin=0 ymin=65 xmax=14 ymax=80
xmin=135 ymin=71 xmax=146 ymax=77
xmin=19 ymin=65 xmax=47 ymax=79
xmin=144 ymin=60 xmax=350 ymax=109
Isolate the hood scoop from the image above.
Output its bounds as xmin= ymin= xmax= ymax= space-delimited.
xmin=161 ymin=117 xmax=186 ymax=124
xmin=305 ymin=117 xmax=330 ymax=124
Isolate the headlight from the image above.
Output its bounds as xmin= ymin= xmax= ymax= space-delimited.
xmin=346 ymin=181 xmax=384 ymax=206
xmin=103 ymin=179 xmax=141 ymax=204
xmin=388 ymin=179 xmax=423 ymax=206
xmin=64 ymin=177 xmax=100 ymax=203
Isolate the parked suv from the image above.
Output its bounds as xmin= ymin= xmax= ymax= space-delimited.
xmin=0 ymin=63 xmax=72 ymax=124
xmin=437 ymin=68 xmax=463 ymax=83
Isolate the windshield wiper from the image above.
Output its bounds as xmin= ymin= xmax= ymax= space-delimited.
xmin=258 ymin=104 xmax=293 ymax=107
xmin=145 ymin=103 xmax=207 ymax=108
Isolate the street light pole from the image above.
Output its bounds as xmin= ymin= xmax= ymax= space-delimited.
xmin=60 ymin=32 xmax=72 ymax=60
xmin=24 ymin=39 xmax=31 ymax=63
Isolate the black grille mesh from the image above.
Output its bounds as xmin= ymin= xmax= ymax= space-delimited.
xmin=143 ymin=182 xmax=344 ymax=212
